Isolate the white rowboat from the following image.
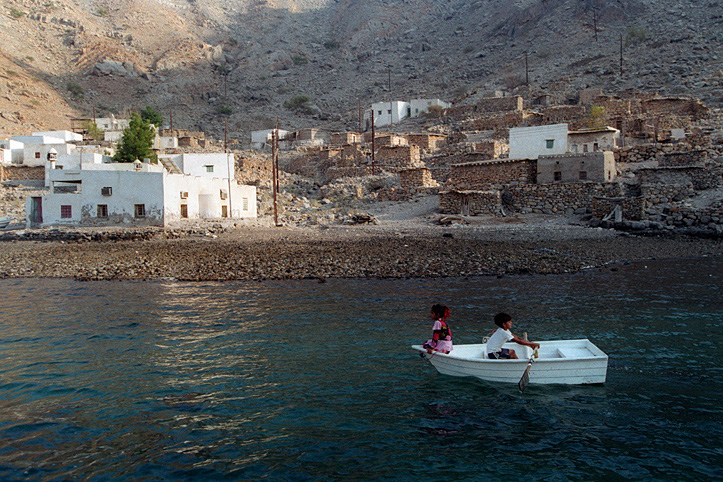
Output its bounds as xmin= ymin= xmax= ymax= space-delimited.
xmin=412 ymin=338 xmax=608 ymax=386
xmin=0 ymin=217 xmax=11 ymax=229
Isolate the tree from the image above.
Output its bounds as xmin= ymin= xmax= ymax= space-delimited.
xmin=113 ymin=113 xmax=157 ymax=163
xmin=83 ymin=120 xmax=104 ymax=142
xmin=587 ymin=105 xmax=607 ymax=129
xmin=140 ymin=106 xmax=163 ymax=127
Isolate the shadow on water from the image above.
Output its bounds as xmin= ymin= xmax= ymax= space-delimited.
xmin=0 ymin=257 xmax=721 ymax=481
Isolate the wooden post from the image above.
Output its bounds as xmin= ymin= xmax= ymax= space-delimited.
xmin=371 ymin=110 xmax=376 ymax=175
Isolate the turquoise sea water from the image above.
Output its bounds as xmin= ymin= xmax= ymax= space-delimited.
xmin=0 ymin=257 xmax=722 ymax=481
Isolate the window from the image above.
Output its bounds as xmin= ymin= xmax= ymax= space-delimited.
xmin=60 ymin=205 xmax=72 ymax=218
xmin=221 ymin=205 xmax=228 ymax=218
xmin=554 ymin=171 xmax=562 ymax=181
xmin=583 ymin=144 xmax=588 ymax=153
xmin=579 ymin=171 xmax=588 ymax=180
xmin=593 ymin=142 xmax=599 ymax=151
xmin=387 ymin=109 xmax=392 ymax=115
xmin=242 ymin=197 xmax=249 ymax=211
xmin=101 ymin=186 xmax=112 ymax=196
xmin=97 ymin=204 xmax=108 ymax=218
xmin=220 ymin=189 xmax=228 ymax=200
xmin=546 ymin=139 xmax=555 ymax=149
xmin=134 ymin=204 xmax=146 ymax=218
xmin=35 ymin=152 xmax=41 ymax=159
xmin=378 ymin=110 xmax=382 ymax=116
xmin=205 ymin=165 xmax=214 ymax=173
xmin=180 ymin=204 xmax=188 ymax=218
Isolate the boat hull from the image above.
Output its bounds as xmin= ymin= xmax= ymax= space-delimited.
xmin=412 ymin=339 xmax=608 ymax=385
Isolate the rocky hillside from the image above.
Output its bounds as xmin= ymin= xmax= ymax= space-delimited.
xmin=1 ymin=0 xmax=722 ymax=140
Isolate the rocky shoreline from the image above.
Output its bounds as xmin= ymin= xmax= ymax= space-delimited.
xmin=0 ymin=220 xmax=721 ymax=281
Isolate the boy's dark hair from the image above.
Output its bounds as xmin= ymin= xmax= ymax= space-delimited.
xmin=431 ymin=304 xmax=450 ymax=319
xmin=494 ymin=312 xmax=511 ymax=328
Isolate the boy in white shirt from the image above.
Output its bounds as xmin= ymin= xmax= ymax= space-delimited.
xmin=486 ymin=312 xmax=540 ymax=359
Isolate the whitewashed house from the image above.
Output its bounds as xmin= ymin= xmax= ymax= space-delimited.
xmin=94 ymin=116 xmax=130 ymax=132
xmin=251 ymin=129 xmax=291 ymax=150
xmin=12 ymin=135 xmax=76 ymax=167
xmin=0 ymin=138 xmax=24 ymax=164
xmin=32 ymin=130 xmax=83 ymax=143
xmin=27 ymin=157 xmax=256 ymax=227
xmin=158 ymin=153 xmax=236 ymax=179
xmin=409 ymin=98 xmax=450 ymax=118
xmin=366 ymin=101 xmax=410 ymax=128
xmin=508 ymin=124 xmax=569 ymax=159
xmin=568 ymin=127 xmax=620 ymax=154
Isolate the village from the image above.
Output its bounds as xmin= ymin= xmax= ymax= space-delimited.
xmin=1 ymin=86 xmax=722 ymax=240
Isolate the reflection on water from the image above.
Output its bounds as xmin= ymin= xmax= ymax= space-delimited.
xmin=0 ymin=257 xmax=722 ymax=481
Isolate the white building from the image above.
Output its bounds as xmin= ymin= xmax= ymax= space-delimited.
xmin=0 ymin=138 xmax=24 ymax=164
xmin=12 ymin=135 xmax=77 ymax=167
xmin=27 ymin=159 xmax=256 ymax=227
xmin=567 ymin=127 xmax=620 ymax=154
xmin=366 ymin=101 xmax=410 ymax=128
xmin=158 ymin=153 xmax=235 ymax=180
xmin=251 ymin=129 xmax=291 ymax=150
xmin=32 ymin=130 xmax=83 ymax=143
xmin=94 ymin=116 xmax=130 ymax=132
xmin=509 ymin=123 xmax=569 ymax=159
xmin=409 ymin=98 xmax=451 ymax=118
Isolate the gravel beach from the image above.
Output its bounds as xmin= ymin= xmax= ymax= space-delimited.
xmin=0 ymin=204 xmax=721 ymax=281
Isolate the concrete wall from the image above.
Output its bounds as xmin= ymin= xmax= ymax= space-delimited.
xmin=21 ymin=143 xmax=75 ymax=167
xmin=537 ymin=152 xmax=616 ymax=184
xmin=509 ymin=123 xmax=568 ymax=159
xmin=171 ymin=153 xmax=235 ymax=180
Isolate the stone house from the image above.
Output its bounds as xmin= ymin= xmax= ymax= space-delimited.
xmin=376 ymin=145 xmax=422 ymax=171
xmin=567 ymin=127 xmax=620 ymax=153
xmin=447 ymin=158 xmax=537 ymax=190
xmin=400 ymin=167 xmax=438 ymax=190
xmin=330 ymin=132 xmax=361 ymax=146
xmin=407 ymin=133 xmax=447 ymax=151
xmin=537 ymin=152 xmax=616 ymax=184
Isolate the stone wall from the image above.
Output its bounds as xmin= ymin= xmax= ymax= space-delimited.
xmin=591 ymin=196 xmax=646 ymax=220
xmin=407 ymin=134 xmax=446 ymax=150
xmin=400 ymin=168 xmax=438 ymax=189
xmin=510 ymin=182 xmax=625 ymax=215
xmin=1 ymin=166 xmax=44 ymax=181
xmin=460 ymin=111 xmax=525 ymax=131
xmin=638 ymin=166 xmax=722 ymax=191
xmin=540 ymin=105 xmax=587 ymax=125
xmin=468 ymin=140 xmax=508 ymax=158
xmin=659 ymin=150 xmax=707 ymax=167
xmin=439 ymin=190 xmax=501 ymax=215
xmin=449 ymin=158 xmax=536 ymax=189
xmin=325 ymin=166 xmax=373 ymax=181
xmin=376 ymin=145 xmax=421 ymax=170
xmin=641 ymin=98 xmax=709 ymax=120
xmin=615 ymin=143 xmax=698 ymax=163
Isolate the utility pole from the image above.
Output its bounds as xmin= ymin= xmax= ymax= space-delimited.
xmin=593 ymin=8 xmax=598 ymax=43
xmin=620 ymin=33 xmax=624 ymax=76
xmin=169 ymin=108 xmax=174 ymax=131
xmin=358 ymin=98 xmax=362 ymax=135
xmin=225 ymin=118 xmax=233 ymax=219
xmin=371 ymin=110 xmax=376 ymax=175
xmin=525 ymin=52 xmax=529 ymax=86
xmin=271 ymin=126 xmax=278 ymax=227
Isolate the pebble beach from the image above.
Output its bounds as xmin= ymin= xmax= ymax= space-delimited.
xmin=1 ymin=212 xmax=721 ymax=281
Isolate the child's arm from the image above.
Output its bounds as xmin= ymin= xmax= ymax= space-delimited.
xmin=511 ymin=335 xmax=540 ymax=350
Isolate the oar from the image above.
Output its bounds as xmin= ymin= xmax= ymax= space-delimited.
xmin=518 ymin=355 xmax=534 ymax=392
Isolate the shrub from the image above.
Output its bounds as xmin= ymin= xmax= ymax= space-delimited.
xmin=624 ymin=25 xmax=648 ymax=47
xmin=140 ymin=106 xmax=163 ymax=127
xmin=587 ymin=105 xmax=606 ymax=128
xmin=292 ymin=55 xmax=308 ymax=66
xmin=216 ymin=105 xmax=232 ymax=115
xmin=66 ymin=81 xmax=84 ymax=99
xmin=97 ymin=7 xmax=109 ymax=16
xmin=284 ymin=95 xmax=310 ymax=112
xmin=323 ymin=40 xmax=339 ymax=50
xmin=10 ymin=7 xmax=24 ymax=18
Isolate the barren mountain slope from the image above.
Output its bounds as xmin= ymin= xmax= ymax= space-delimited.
xmin=1 ymin=0 xmax=721 ymax=138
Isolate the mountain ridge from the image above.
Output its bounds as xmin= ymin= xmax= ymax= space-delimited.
xmin=1 ymin=0 xmax=721 ymax=139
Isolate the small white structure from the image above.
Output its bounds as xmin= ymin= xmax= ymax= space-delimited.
xmin=0 ymin=138 xmax=24 ymax=164
xmin=251 ymin=129 xmax=291 ymax=150
xmin=32 ymin=130 xmax=83 ymax=143
xmin=27 ymin=158 xmax=256 ymax=227
xmin=159 ymin=153 xmax=235 ymax=180
xmin=509 ymin=123 xmax=569 ymax=159
xmin=366 ymin=101 xmax=410 ymax=128
xmin=409 ymin=98 xmax=450 ymax=118
xmin=94 ymin=116 xmax=130 ymax=132
xmin=568 ymin=127 xmax=620 ymax=154
xmin=12 ymin=135 xmax=77 ymax=167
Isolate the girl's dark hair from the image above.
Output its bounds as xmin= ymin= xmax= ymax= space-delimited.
xmin=432 ymin=304 xmax=450 ymax=320
xmin=494 ymin=312 xmax=512 ymax=328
